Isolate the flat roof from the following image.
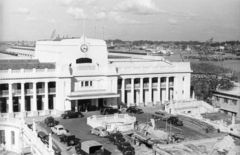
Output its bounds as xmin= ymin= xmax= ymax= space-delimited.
xmin=214 ymin=84 xmax=240 ymax=97
xmin=0 ymin=59 xmax=55 ymax=70
xmin=67 ymin=92 xmax=119 ymax=100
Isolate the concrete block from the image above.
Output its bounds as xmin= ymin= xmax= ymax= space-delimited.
xmin=32 ymin=111 xmax=38 ymax=116
xmin=147 ymin=102 xmax=153 ymax=106
xmin=21 ymin=112 xmax=27 ymax=117
xmin=8 ymin=113 xmax=14 ymax=118
xmin=44 ymin=110 xmax=50 ymax=115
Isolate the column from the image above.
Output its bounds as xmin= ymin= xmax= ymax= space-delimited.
xmin=75 ymin=100 xmax=78 ymax=112
xmin=166 ymin=77 xmax=169 ymax=101
xmin=44 ymin=82 xmax=49 ymax=110
xmin=8 ymin=83 xmax=13 ymax=113
xmin=149 ymin=77 xmax=152 ymax=104
xmin=131 ymin=78 xmax=134 ymax=106
xmin=121 ymin=79 xmax=125 ymax=104
xmin=140 ymin=78 xmax=143 ymax=104
xmin=32 ymin=82 xmax=37 ymax=111
xmin=21 ymin=83 xmax=25 ymax=112
xmin=157 ymin=77 xmax=161 ymax=103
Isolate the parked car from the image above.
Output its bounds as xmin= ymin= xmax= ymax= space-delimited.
xmin=90 ymin=127 xmax=108 ymax=138
xmin=152 ymin=110 xmax=171 ymax=121
xmin=37 ymin=131 xmax=48 ymax=142
xmin=122 ymin=147 xmax=136 ymax=155
xmin=100 ymin=107 xmax=121 ymax=115
xmin=108 ymin=132 xmax=123 ymax=145
xmin=117 ymin=142 xmax=135 ymax=154
xmin=167 ymin=116 xmax=183 ymax=126
xmin=51 ymin=125 xmax=69 ymax=136
xmin=126 ymin=106 xmax=143 ymax=114
xmin=45 ymin=116 xmax=59 ymax=127
xmin=115 ymin=137 xmax=126 ymax=147
xmin=59 ymin=133 xmax=78 ymax=146
xmin=61 ymin=110 xmax=84 ymax=119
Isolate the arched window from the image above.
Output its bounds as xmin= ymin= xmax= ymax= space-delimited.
xmin=76 ymin=58 xmax=92 ymax=64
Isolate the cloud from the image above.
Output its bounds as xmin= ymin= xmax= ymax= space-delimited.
xmin=92 ymin=7 xmax=108 ymax=20
xmin=168 ymin=19 xmax=178 ymax=25
xmin=108 ymin=12 xmax=143 ymax=24
xmin=25 ymin=16 xmax=36 ymax=21
xmin=66 ymin=7 xmax=87 ymax=19
xmin=13 ymin=8 xmax=29 ymax=14
xmin=170 ymin=11 xmax=198 ymax=19
xmin=57 ymin=0 xmax=96 ymax=6
xmin=114 ymin=0 xmax=166 ymax=15
xmin=48 ymin=18 xmax=57 ymax=23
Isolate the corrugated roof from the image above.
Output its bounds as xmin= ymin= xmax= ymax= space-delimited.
xmin=0 ymin=59 xmax=55 ymax=70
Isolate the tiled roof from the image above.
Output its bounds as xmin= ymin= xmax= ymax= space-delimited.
xmin=0 ymin=59 xmax=55 ymax=70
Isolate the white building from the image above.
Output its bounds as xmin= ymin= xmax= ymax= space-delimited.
xmin=0 ymin=35 xmax=192 ymax=153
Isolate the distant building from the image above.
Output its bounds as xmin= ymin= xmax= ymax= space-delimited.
xmin=0 ymin=35 xmax=192 ymax=153
xmin=212 ymin=83 xmax=240 ymax=117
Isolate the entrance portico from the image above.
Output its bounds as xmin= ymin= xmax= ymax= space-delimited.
xmin=66 ymin=91 xmax=120 ymax=112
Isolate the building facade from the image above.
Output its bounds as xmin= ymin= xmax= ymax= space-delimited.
xmin=0 ymin=36 xmax=192 ymax=153
xmin=0 ymin=35 xmax=192 ymax=118
xmin=212 ymin=83 xmax=240 ymax=117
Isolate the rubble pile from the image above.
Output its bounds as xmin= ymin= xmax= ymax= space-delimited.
xmin=212 ymin=135 xmax=240 ymax=155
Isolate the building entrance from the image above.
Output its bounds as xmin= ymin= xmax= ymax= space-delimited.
xmin=78 ymin=99 xmax=91 ymax=112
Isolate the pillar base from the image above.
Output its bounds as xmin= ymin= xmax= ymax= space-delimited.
xmin=44 ymin=110 xmax=50 ymax=115
xmin=32 ymin=111 xmax=38 ymax=116
xmin=155 ymin=101 xmax=160 ymax=106
xmin=147 ymin=102 xmax=153 ymax=106
xmin=8 ymin=113 xmax=14 ymax=118
xmin=21 ymin=112 xmax=27 ymax=117
xmin=130 ymin=103 xmax=135 ymax=107
xmin=139 ymin=102 xmax=145 ymax=107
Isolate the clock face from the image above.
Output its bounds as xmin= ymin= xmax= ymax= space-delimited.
xmin=80 ymin=44 xmax=89 ymax=53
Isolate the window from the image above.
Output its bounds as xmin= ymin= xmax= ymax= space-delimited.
xmin=11 ymin=131 xmax=15 ymax=145
xmin=232 ymin=100 xmax=237 ymax=106
xmin=81 ymin=81 xmax=84 ymax=87
xmin=90 ymin=81 xmax=92 ymax=86
xmin=80 ymin=81 xmax=92 ymax=87
xmin=224 ymin=98 xmax=228 ymax=103
xmin=76 ymin=58 xmax=92 ymax=64
xmin=0 ymin=130 xmax=5 ymax=144
xmin=85 ymin=81 xmax=89 ymax=87
xmin=183 ymin=77 xmax=185 ymax=81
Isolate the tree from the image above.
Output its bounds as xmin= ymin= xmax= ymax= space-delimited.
xmin=191 ymin=63 xmax=236 ymax=103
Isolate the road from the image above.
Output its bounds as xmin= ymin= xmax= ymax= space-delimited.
xmin=32 ymin=109 xmax=223 ymax=155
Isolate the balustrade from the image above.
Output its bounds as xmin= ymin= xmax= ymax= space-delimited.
xmin=13 ymin=89 xmax=21 ymax=95
xmin=134 ymin=84 xmax=140 ymax=88
xmin=49 ymin=88 xmax=56 ymax=93
xmin=25 ymin=89 xmax=33 ymax=94
xmin=37 ymin=88 xmax=45 ymax=93
xmin=0 ymin=90 xmax=9 ymax=96
xmin=152 ymin=83 xmax=158 ymax=87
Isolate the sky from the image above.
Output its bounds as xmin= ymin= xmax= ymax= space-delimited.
xmin=0 ymin=0 xmax=240 ymax=41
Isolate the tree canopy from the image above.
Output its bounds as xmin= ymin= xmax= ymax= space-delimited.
xmin=191 ymin=63 xmax=236 ymax=103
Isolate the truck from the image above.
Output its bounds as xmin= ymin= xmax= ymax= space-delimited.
xmin=51 ymin=125 xmax=69 ymax=136
xmin=75 ymin=140 xmax=111 ymax=155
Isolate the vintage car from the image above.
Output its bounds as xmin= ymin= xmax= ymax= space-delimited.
xmin=126 ymin=106 xmax=143 ymax=114
xmin=59 ymin=133 xmax=78 ymax=146
xmin=51 ymin=125 xmax=69 ymax=136
xmin=108 ymin=132 xmax=124 ymax=145
xmin=90 ymin=127 xmax=108 ymax=138
xmin=44 ymin=116 xmax=59 ymax=127
xmin=117 ymin=142 xmax=135 ymax=155
xmin=61 ymin=110 xmax=84 ymax=119
xmin=100 ymin=107 xmax=121 ymax=115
